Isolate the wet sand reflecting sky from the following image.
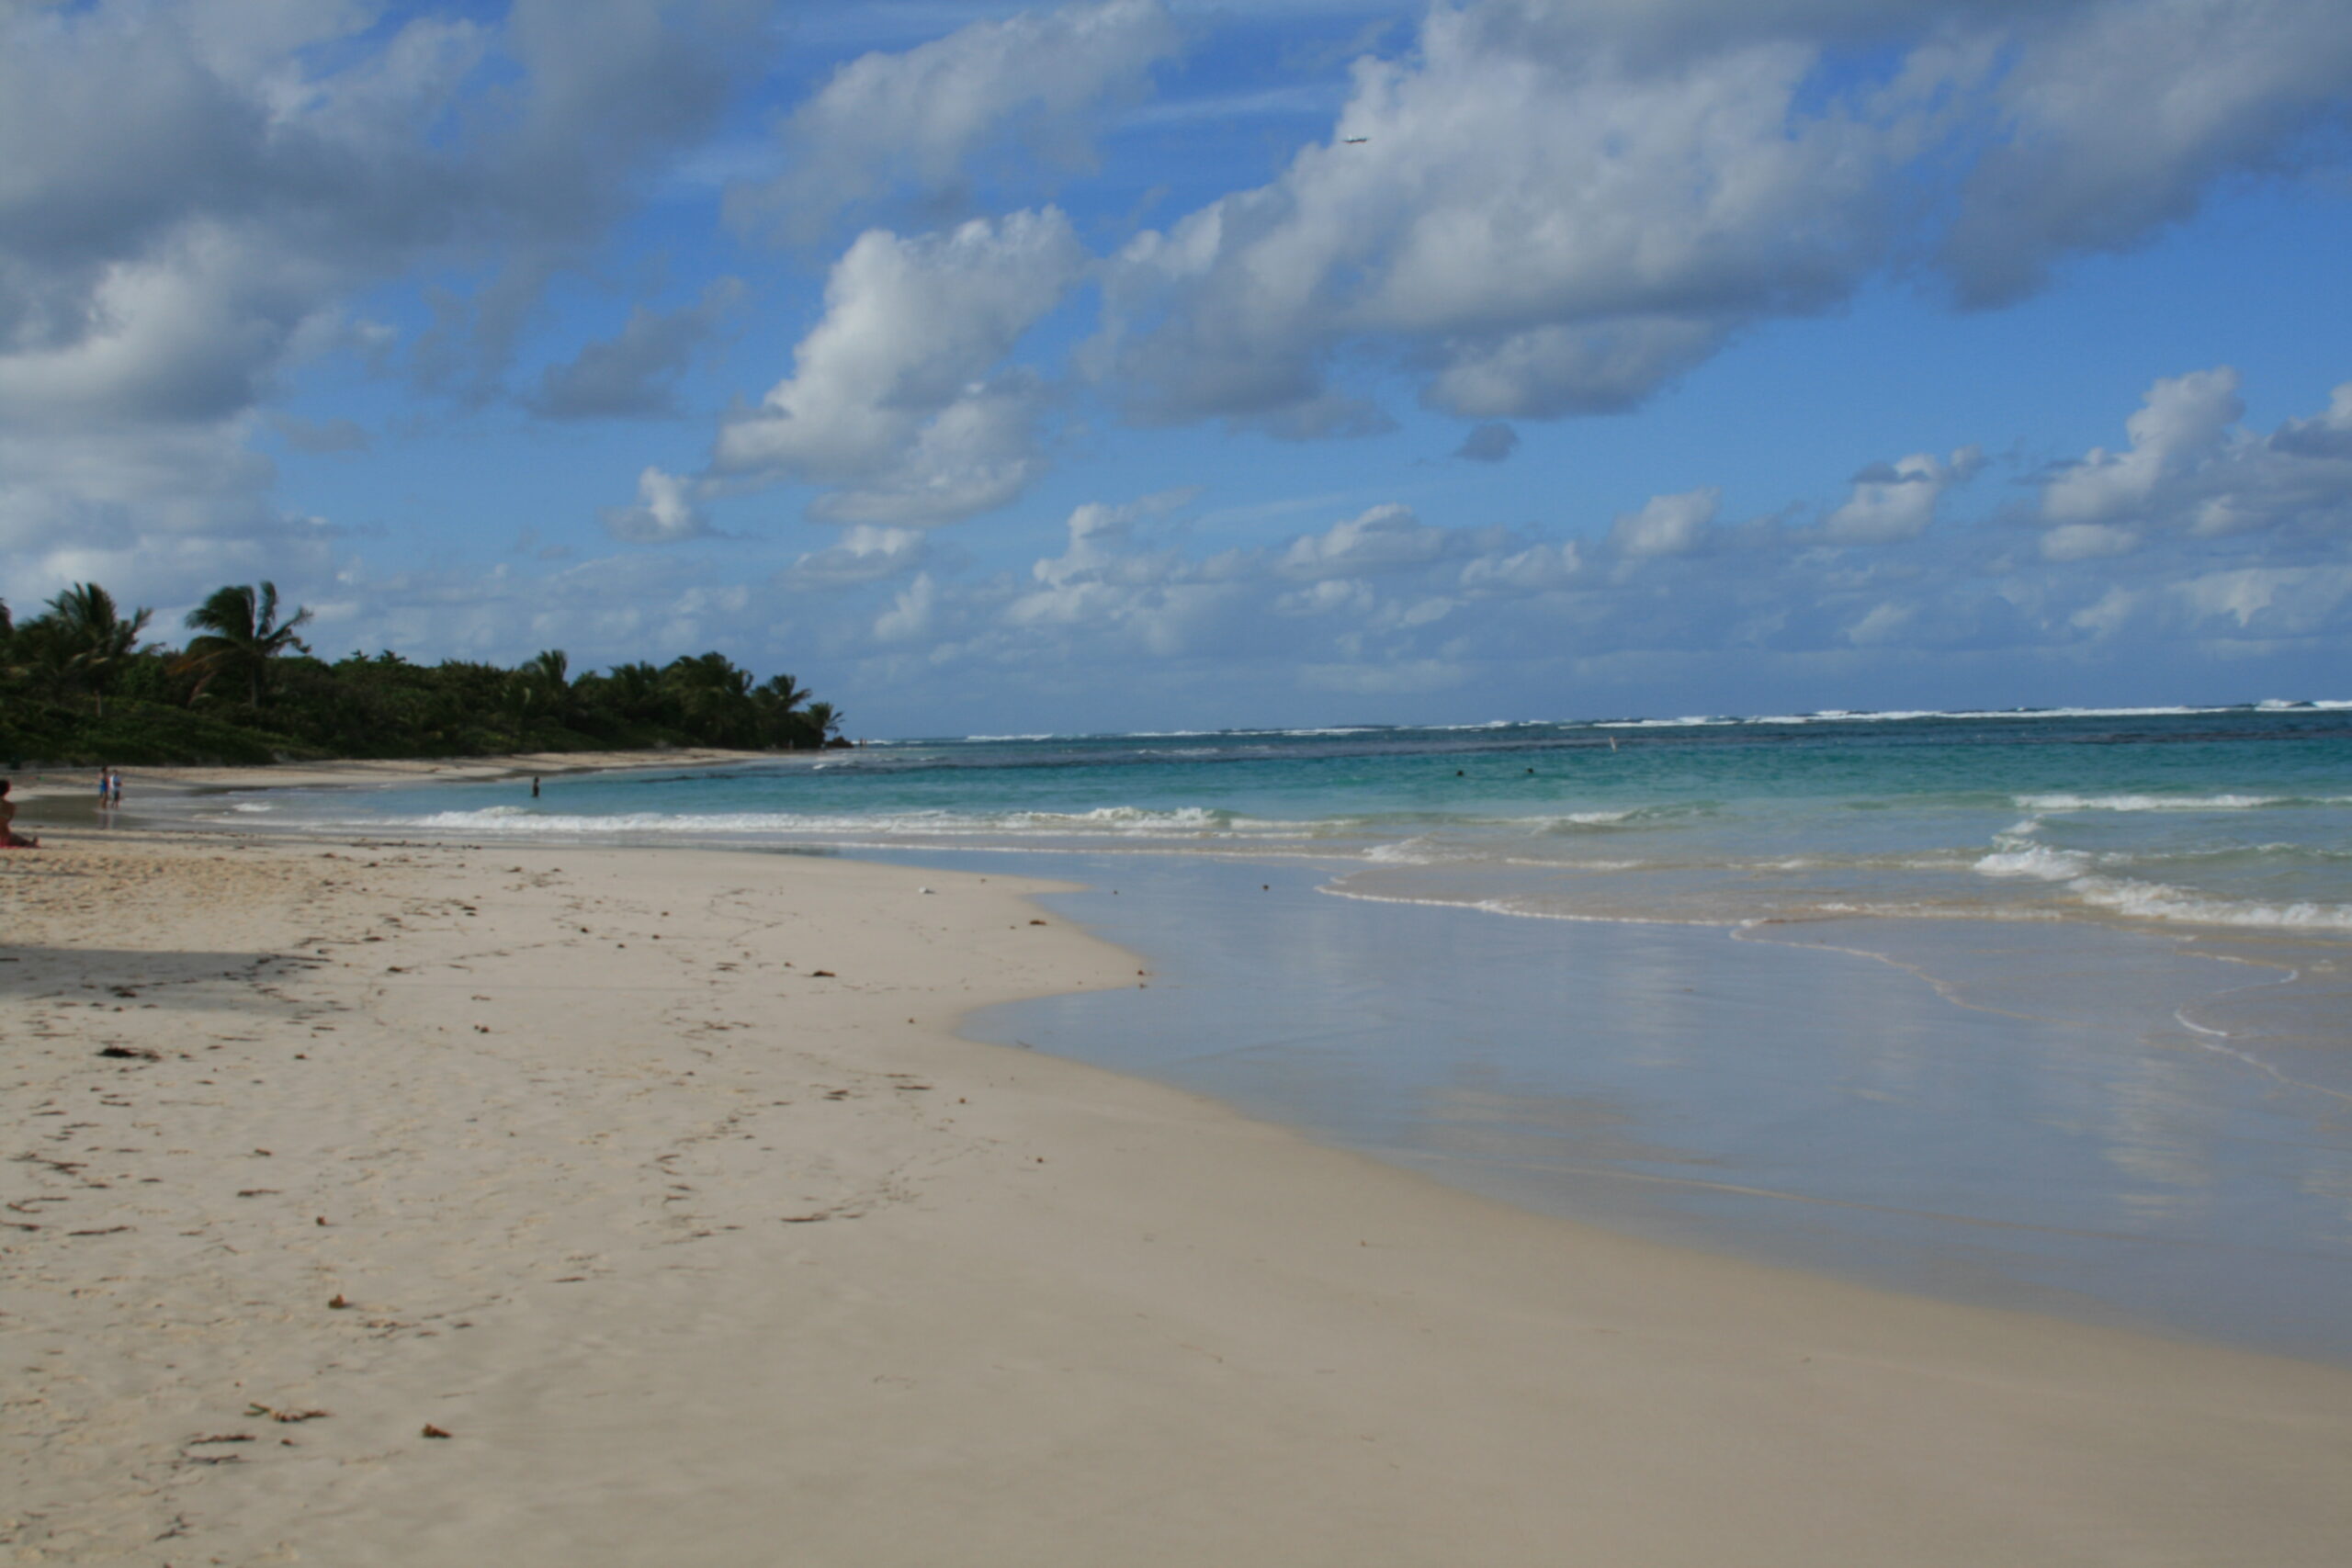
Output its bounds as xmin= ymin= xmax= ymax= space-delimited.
xmin=949 ymin=852 xmax=2352 ymax=1364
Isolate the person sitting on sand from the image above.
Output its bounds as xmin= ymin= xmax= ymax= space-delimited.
xmin=0 ymin=780 xmax=37 ymax=848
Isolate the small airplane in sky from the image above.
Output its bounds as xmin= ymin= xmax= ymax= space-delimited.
xmin=1343 ymin=136 xmax=1370 ymax=143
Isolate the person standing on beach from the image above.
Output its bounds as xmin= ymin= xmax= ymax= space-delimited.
xmin=531 ymin=776 xmax=540 ymax=798
xmin=110 ymin=770 xmax=122 ymax=807
xmin=0 ymin=781 xmax=36 ymax=848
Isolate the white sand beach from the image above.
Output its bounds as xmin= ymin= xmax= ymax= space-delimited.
xmin=6 ymin=822 xmax=2352 ymax=1565
xmin=2 ymin=749 xmax=776 ymax=805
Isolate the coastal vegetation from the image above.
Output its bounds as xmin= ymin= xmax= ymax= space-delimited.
xmin=0 ymin=580 xmax=843 ymax=765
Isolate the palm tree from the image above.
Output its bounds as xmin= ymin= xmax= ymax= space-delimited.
xmin=756 ymin=671 xmax=808 ymax=713
xmin=664 ymin=650 xmax=752 ymax=701
xmin=753 ymin=672 xmax=809 ymax=747
xmin=181 ymin=581 xmax=312 ymax=706
xmin=0 ymin=598 xmax=20 ymax=690
xmin=606 ymin=660 xmax=662 ymax=695
xmin=662 ymin=652 xmax=757 ymax=746
xmin=524 ymin=649 xmax=571 ymax=691
xmin=39 ymin=582 xmax=153 ymax=716
xmin=592 ymin=660 xmax=665 ymax=726
xmin=509 ymin=649 xmax=574 ymax=723
xmin=800 ymin=700 xmax=844 ymax=747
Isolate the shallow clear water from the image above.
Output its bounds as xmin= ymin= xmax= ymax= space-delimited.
xmin=954 ymin=854 xmax=2352 ymax=1362
xmin=220 ymin=703 xmax=2352 ymax=937
xmin=179 ymin=702 xmax=2352 ymax=1359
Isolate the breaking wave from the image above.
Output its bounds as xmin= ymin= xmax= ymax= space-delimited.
xmin=1974 ymin=827 xmax=2352 ymax=931
xmin=2014 ymin=792 xmax=2346 ymax=813
xmin=373 ymin=804 xmax=1317 ymax=841
xmin=2066 ymin=879 xmax=2352 ymax=932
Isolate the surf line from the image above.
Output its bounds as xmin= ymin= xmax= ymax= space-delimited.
xmin=2170 ymin=953 xmax=2352 ymax=1108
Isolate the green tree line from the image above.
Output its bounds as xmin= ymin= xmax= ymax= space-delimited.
xmin=1 ymin=581 xmax=845 ymax=765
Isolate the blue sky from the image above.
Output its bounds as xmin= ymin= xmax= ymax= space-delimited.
xmin=5 ymin=0 xmax=2351 ymax=736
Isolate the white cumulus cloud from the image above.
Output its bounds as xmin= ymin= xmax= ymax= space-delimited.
xmin=2043 ymin=367 xmax=2244 ymax=525
xmin=1822 ymin=447 xmax=1984 ymax=543
xmin=875 ymin=571 xmax=940 ymax=642
xmin=1942 ymin=0 xmax=2352 ymax=305
xmin=1278 ymin=503 xmax=1453 ymax=578
xmin=713 ymin=209 xmax=1086 ymax=525
xmin=2041 ymin=522 xmax=2140 ymax=561
xmin=1085 ymin=0 xmax=2352 ymax=440
xmin=786 ymin=525 xmax=931 ymax=588
xmin=600 ymin=467 xmax=710 ymax=544
xmin=0 ymin=0 xmax=776 ymax=606
xmin=733 ymin=0 xmax=1182 ymax=243
xmin=1610 ymin=488 xmax=1721 ymax=558
xmin=2035 ymin=369 xmax=2352 ymax=546
xmin=1098 ymin=12 xmax=1889 ymax=429
xmin=788 ymin=368 xmax=2352 ymax=727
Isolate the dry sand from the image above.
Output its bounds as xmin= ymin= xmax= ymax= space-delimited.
xmin=5 ymin=826 xmax=2351 ymax=1566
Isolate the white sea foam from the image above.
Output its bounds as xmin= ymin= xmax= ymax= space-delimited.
xmin=1359 ymin=833 xmax=1647 ymax=868
xmin=913 ymin=699 xmax=2351 ymax=745
xmin=1006 ymin=805 xmax=1248 ymax=833
xmin=376 ymin=804 xmax=1316 ymax=840
xmin=1971 ymin=829 xmax=2352 ymax=931
xmin=1319 ymin=883 xmax=1711 ymax=925
xmin=2110 ymin=840 xmax=2352 ymax=866
xmin=1588 ymin=701 xmax=2348 ymax=731
xmin=1973 ymin=844 xmax=2094 ymax=880
xmin=2070 ymin=877 xmax=2352 ymax=932
xmin=2013 ymin=792 xmax=2335 ymax=813
xmin=1963 ymin=705 xmax=2205 ymax=720
xmin=379 ymin=800 xmax=1686 ymax=850
xmin=1527 ymin=809 xmax=1643 ymax=830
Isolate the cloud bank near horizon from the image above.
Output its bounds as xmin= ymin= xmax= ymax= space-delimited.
xmin=252 ymin=366 xmax=2352 ymax=728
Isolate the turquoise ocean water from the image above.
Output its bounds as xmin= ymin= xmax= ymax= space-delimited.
xmin=194 ymin=703 xmax=2352 ymax=1359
